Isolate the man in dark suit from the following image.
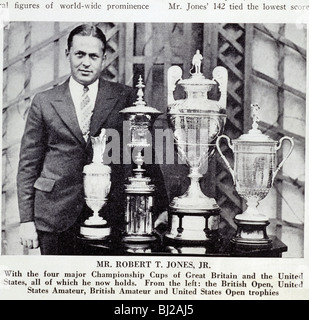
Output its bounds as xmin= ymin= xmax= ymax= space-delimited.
xmin=17 ymin=24 xmax=168 ymax=255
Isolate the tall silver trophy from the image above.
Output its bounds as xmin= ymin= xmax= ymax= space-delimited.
xmin=165 ymin=50 xmax=228 ymax=244
xmin=80 ymin=129 xmax=112 ymax=240
xmin=216 ymin=104 xmax=294 ymax=247
xmin=120 ymin=76 xmax=161 ymax=247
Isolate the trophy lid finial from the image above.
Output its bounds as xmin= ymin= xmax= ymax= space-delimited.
xmin=251 ymin=103 xmax=261 ymax=131
xmin=134 ymin=75 xmax=147 ymax=107
xmin=120 ymin=75 xmax=161 ymax=115
xmin=237 ymin=103 xmax=274 ymax=143
xmin=191 ymin=49 xmax=204 ymax=75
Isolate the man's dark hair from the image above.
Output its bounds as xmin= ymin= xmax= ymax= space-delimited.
xmin=67 ymin=24 xmax=107 ymax=53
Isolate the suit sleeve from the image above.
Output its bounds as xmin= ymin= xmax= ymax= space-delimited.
xmin=17 ymin=94 xmax=47 ymax=223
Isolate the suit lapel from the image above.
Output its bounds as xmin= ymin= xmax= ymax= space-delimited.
xmin=50 ymin=78 xmax=121 ymax=147
xmin=89 ymin=79 xmax=119 ymax=137
xmin=50 ymin=79 xmax=86 ymax=145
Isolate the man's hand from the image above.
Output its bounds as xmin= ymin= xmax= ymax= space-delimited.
xmin=154 ymin=211 xmax=168 ymax=228
xmin=19 ymin=222 xmax=39 ymax=249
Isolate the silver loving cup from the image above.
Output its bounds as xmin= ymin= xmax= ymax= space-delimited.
xmin=167 ymin=51 xmax=228 ymax=214
xmin=165 ymin=50 xmax=228 ymax=243
xmin=216 ymin=104 xmax=294 ymax=224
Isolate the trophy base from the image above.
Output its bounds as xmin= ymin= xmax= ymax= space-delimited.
xmin=231 ymin=217 xmax=272 ymax=248
xmin=122 ymin=234 xmax=158 ymax=243
xmin=122 ymin=235 xmax=161 ymax=254
xmin=164 ymin=208 xmax=221 ymax=245
xmin=170 ymin=195 xmax=220 ymax=213
xmin=80 ymin=222 xmax=111 ymax=240
xmin=121 ymin=233 xmax=159 ymax=254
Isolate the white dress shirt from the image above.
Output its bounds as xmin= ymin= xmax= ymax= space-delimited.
xmin=69 ymin=77 xmax=99 ymax=131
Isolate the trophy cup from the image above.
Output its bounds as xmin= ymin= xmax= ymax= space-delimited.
xmin=165 ymin=50 xmax=228 ymax=244
xmin=80 ymin=128 xmax=112 ymax=240
xmin=216 ymin=104 xmax=294 ymax=247
xmin=120 ymin=76 xmax=161 ymax=246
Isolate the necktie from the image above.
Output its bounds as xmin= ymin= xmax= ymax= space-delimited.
xmin=80 ymin=86 xmax=92 ymax=141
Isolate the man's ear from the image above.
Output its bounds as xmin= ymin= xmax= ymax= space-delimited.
xmin=65 ymin=48 xmax=70 ymax=58
xmin=101 ymin=53 xmax=107 ymax=70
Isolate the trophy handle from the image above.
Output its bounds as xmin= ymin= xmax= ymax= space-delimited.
xmin=216 ymin=135 xmax=236 ymax=184
xmin=213 ymin=66 xmax=228 ymax=109
xmin=272 ymin=136 xmax=294 ymax=184
xmin=167 ymin=66 xmax=183 ymax=105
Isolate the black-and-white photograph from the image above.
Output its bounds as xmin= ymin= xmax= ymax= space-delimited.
xmin=2 ymin=21 xmax=305 ymax=259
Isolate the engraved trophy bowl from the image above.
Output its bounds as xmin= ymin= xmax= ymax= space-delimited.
xmin=165 ymin=50 xmax=228 ymax=244
xmin=216 ymin=104 xmax=294 ymax=247
xmin=80 ymin=129 xmax=112 ymax=240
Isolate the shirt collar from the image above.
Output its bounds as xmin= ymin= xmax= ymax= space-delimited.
xmin=69 ymin=76 xmax=99 ymax=95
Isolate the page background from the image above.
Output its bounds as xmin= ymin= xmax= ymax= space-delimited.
xmin=0 ymin=0 xmax=308 ymax=301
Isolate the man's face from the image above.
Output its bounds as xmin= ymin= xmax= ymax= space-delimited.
xmin=66 ymin=35 xmax=105 ymax=86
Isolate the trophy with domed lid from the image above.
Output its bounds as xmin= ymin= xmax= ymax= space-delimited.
xmin=165 ymin=50 xmax=228 ymax=244
xmin=120 ymin=76 xmax=161 ymax=245
xmin=216 ymin=104 xmax=294 ymax=247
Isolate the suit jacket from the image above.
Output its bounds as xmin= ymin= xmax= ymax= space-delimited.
xmin=17 ymin=77 xmax=168 ymax=233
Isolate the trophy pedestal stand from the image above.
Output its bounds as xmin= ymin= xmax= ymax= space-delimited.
xmin=165 ymin=208 xmax=221 ymax=245
xmin=164 ymin=168 xmax=222 ymax=245
xmin=122 ymin=233 xmax=157 ymax=244
xmin=80 ymin=222 xmax=111 ymax=240
xmin=231 ymin=216 xmax=272 ymax=248
xmin=80 ymin=211 xmax=111 ymax=240
xmin=122 ymin=173 xmax=158 ymax=246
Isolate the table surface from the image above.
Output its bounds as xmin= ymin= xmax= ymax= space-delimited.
xmin=78 ymin=220 xmax=288 ymax=257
